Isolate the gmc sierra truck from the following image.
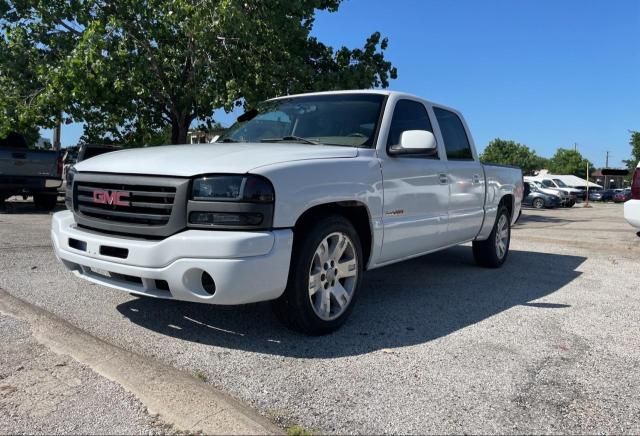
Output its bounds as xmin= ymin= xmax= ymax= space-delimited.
xmin=52 ymin=91 xmax=524 ymax=334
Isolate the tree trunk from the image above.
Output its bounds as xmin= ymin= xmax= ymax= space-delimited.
xmin=170 ymin=115 xmax=192 ymax=144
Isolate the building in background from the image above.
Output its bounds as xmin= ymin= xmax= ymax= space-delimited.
xmin=591 ymin=169 xmax=629 ymax=190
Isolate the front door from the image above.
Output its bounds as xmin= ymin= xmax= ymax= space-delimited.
xmin=378 ymin=99 xmax=450 ymax=264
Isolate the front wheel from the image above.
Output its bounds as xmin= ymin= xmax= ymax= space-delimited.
xmin=273 ymin=215 xmax=363 ymax=335
xmin=472 ymin=206 xmax=511 ymax=268
xmin=532 ymin=198 xmax=545 ymax=209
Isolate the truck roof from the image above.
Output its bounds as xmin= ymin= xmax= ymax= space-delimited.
xmin=269 ymin=89 xmax=454 ymax=112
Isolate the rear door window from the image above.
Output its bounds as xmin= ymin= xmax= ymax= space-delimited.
xmin=433 ymin=107 xmax=473 ymax=160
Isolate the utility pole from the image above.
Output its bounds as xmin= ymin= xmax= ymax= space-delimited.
xmin=574 ymin=142 xmax=577 ymax=152
xmin=605 ymin=151 xmax=610 ymax=169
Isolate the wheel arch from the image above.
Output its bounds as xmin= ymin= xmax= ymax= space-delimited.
xmin=500 ymin=194 xmax=515 ymax=218
xmin=293 ymin=201 xmax=373 ymax=269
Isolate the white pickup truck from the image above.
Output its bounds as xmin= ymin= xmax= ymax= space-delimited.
xmin=52 ymin=91 xmax=523 ymax=334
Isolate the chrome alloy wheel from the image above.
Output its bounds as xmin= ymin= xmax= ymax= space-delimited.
xmin=495 ymin=214 xmax=509 ymax=260
xmin=308 ymin=232 xmax=358 ymax=321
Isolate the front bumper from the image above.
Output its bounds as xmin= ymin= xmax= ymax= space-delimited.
xmin=1 ymin=175 xmax=61 ymax=193
xmin=51 ymin=210 xmax=293 ymax=305
xmin=624 ymin=199 xmax=640 ymax=229
xmin=547 ymin=197 xmax=561 ymax=207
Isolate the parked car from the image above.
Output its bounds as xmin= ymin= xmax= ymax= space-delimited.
xmin=52 ymin=90 xmax=524 ymax=334
xmin=590 ymin=189 xmax=616 ymax=202
xmin=613 ymin=189 xmax=632 ymax=203
xmin=0 ymin=132 xmax=62 ymax=210
xmin=624 ymin=162 xmax=640 ymax=235
xmin=523 ymin=182 xmax=561 ymax=209
xmin=539 ymin=178 xmax=578 ymax=206
xmin=525 ymin=179 xmax=574 ymax=207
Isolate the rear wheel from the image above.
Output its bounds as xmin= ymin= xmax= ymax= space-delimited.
xmin=565 ymin=199 xmax=575 ymax=208
xmin=33 ymin=193 xmax=58 ymax=211
xmin=473 ymin=206 xmax=511 ymax=268
xmin=532 ymin=198 xmax=545 ymax=209
xmin=273 ymin=215 xmax=363 ymax=335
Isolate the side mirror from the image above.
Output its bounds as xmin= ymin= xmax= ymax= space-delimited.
xmin=389 ymin=130 xmax=438 ymax=156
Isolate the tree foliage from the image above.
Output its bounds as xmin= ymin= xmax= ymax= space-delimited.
xmin=623 ymin=130 xmax=640 ymax=171
xmin=547 ymin=148 xmax=593 ymax=179
xmin=0 ymin=0 xmax=397 ymax=145
xmin=480 ymin=138 xmax=547 ymax=175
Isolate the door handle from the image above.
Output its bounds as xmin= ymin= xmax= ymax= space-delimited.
xmin=439 ymin=173 xmax=448 ymax=185
xmin=472 ymin=174 xmax=480 ymax=184
xmin=12 ymin=152 xmax=27 ymax=159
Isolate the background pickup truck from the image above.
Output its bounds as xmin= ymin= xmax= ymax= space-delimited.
xmin=0 ymin=132 xmax=62 ymax=210
xmin=52 ymin=90 xmax=523 ymax=334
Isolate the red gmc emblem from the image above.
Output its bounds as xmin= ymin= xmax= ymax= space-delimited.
xmin=92 ymin=189 xmax=130 ymax=206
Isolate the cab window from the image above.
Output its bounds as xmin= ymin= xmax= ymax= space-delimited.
xmin=433 ymin=107 xmax=473 ymax=160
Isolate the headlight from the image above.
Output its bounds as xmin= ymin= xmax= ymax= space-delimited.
xmin=188 ymin=175 xmax=275 ymax=229
xmin=65 ymin=166 xmax=77 ymax=210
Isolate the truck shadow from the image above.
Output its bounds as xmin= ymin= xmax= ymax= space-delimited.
xmin=515 ymin=212 xmax=589 ymax=226
xmin=0 ymin=198 xmax=65 ymax=214
xmin=116 ymin=247 xmax=586 ymax=358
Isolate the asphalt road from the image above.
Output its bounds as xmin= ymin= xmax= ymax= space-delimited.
xmin=1 ymin=201 xmax=639 ymax=434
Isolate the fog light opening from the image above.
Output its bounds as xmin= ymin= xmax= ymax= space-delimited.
xmin=201 ymin=271 xmax=216 ymax=296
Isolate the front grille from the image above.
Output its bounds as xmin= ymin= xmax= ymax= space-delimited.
xmin=75 ymin=181 xmax=176 ymax=226
xmin=72 ymin=173 xmax=189 ymax=238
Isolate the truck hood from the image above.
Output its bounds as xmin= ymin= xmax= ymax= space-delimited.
xmin=74 ymin=143 xmax=359 ymax=177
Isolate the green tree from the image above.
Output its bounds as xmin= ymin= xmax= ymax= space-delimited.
xmin=547 ymin=148 xmax=593 ymax=179
xmin=480 ymin=138 xmax=547 ymax=175
xmin=623 ymin=131 xmax=640 ymax=171
xmin=1 ymin=0 xmax=397 ymax=145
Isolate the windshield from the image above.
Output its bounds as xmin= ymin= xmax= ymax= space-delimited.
xmin=218 ymin=94 xmax=385 ymax=147
xmin=552 ymin=178 xmax=568 ymax=187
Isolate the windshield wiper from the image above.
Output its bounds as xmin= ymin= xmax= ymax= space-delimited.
xmin=217 ymin=138 xmax=239 ymax=143
xmin=260 ymin=136 xmax=320 ymax=145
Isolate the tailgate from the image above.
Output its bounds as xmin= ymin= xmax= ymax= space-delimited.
xmin=0 ymin=149 xmax=59 ymax=178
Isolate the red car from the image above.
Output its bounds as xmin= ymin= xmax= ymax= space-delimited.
xmin=613 ymin=189 xmax=632 ymax=203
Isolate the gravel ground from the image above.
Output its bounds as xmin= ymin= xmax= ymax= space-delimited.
xmin=1 ymin=200 xmax=639 ymax=434
xmin=0 ymin=313 xmax=171 ymax=435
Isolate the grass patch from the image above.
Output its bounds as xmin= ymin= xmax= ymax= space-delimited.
xmin=193 ymin=370 xmax=208 ymax=382
xmin=287 ymin=425 xmax=313 ymax=436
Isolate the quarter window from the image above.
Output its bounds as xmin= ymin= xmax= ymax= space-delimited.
xmin=386 ymin=100 xmax=435 ymax=154
xmin=433 ymin=107 xmax=473 ymax=160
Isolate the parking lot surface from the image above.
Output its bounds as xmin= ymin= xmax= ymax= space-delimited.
xmin=1 ymin=201 xmax=639 ymax=434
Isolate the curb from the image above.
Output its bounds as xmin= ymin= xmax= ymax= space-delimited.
xmin=0 ymin=288 xmax=281 ymax=435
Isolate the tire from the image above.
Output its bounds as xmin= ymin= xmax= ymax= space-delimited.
xmin=532 ymin=198 xmax=545 ymax=209
xmin=273 ymin=214 xmax=363 ymax=335
xmin=565 ymin=200 xmax=575 ymax=208
xmin=33 ymin=193 xmax=58 ymax=211
xmin=472 ymin=206 xmax=511 ymax=268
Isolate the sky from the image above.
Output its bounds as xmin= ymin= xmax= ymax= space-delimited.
xmin=42 ymin=0 xmax=640 ymax=168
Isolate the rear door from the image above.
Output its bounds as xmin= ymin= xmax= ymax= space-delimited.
xmin=378 ymin=99 xmax=450 ymax=263
xmin=433 ymin=107 xmax=485 ymax=243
